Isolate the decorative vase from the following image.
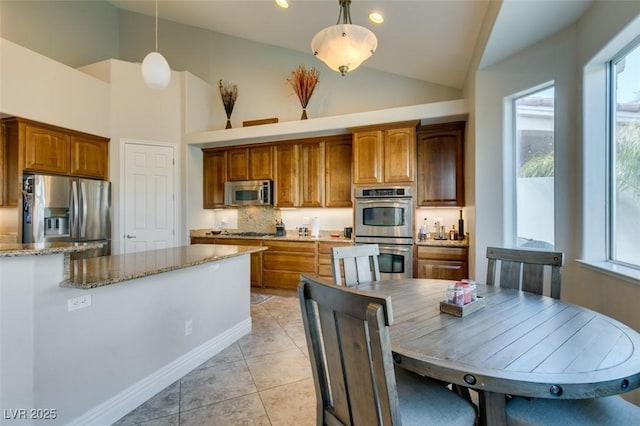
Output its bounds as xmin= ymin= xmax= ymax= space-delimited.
xmin=287 ymin=65 xmax=319 ymax=122
xmin=219 ymin=80 xmax=237 ymax=130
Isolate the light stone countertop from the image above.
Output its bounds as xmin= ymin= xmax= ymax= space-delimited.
xmin=190 ymin=229 xmax=354 ymax=243
xmin=61 ymin=244 xmax=267 ymax=289
xmin=0 ymin=241 xmax=106 ymax=257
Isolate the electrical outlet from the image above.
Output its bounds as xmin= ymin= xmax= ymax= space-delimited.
xmin=185 ymin=320 xmax=193 ymax=336
xmin=68 ymin=294 xmax=91 ymax=312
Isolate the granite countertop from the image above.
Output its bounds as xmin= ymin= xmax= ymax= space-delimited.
xmin=415 ymin=236 xmax=469 ymax=248
xmin=190 ymin=229 xmax=354 ymax=243
xmin=0 ymin=241 xmax=106 ymax=257
xmin=61 ymin=244 xmax=267 ymax=289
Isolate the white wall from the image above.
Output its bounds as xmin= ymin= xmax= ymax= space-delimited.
xmin=79 ymin=59 xmax=184 ymax=253
xmin=473 ymin=26 xmax=578 ymax=280
xmin=0 ymin=38 xmax=110 ymax=137
xmin=117 ymin=9 xmax=463 ymax=129
xmin=471 ymin=2 xmax=640 ymax=404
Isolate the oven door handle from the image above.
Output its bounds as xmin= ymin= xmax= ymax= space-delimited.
xmin=356 ymin=199 xmax=412 ymax=205
xmin=378 ymin=245 xmax=412 ymax=253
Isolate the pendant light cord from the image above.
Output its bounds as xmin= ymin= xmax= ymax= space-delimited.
xmin=154 ymin=0 xmax=159 ymax=52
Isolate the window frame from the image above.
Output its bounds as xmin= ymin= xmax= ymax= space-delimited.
xmin=509 ymin=82 xmax=556 ymax=250
xmin=607 ymin=36 xmax=640 ymax=271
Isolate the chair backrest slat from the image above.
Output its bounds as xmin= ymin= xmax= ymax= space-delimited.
xmin=332 ymin=244 xmax=381 ymax=287
xmin=486 ymin=246 xmax=564 ymax=298
xmin=298 ymin=274 xmax=400 ymax=425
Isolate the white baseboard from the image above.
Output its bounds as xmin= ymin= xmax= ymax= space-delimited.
xmin=67 ymin=318 xmax=251 ymax=426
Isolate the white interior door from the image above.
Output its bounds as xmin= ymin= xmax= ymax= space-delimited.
xmin=124 ymin=142 xmax=176 ymax=253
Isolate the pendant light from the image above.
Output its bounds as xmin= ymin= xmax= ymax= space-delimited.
xmin=311 ymin=0 xmax=377 ymax=76
xmin=141 ymin=0 xmax=171 ymax=89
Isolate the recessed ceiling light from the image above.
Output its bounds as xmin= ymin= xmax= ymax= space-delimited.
xmin=275 ymin=0 xmax=289 ymax=9
xmin=369 ymin=11 xmax=384 ymax=24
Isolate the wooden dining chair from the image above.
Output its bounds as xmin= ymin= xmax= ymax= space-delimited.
xmin=331 ymin=244 xmax=381 ymax=287
xmin=298 ymin=274 xmax=476 ymax=426
xmin=486 ymin=246 xmax=564 ymax=299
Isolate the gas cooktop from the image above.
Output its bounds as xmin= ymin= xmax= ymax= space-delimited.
xmin=223 ymin=231 xmax=276 ymax=237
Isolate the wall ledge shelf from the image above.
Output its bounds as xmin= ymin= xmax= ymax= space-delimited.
xmin=184 ymin=99 xmax=468 ymax=148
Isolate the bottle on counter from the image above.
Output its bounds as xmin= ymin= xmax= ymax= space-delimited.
xmin=458 ymin=209 xmax=465 ymax=240
xmin=418 ymin=218 xmax=427 ymax=241
xmin=449 ymin=225 xmax=458 ymax=240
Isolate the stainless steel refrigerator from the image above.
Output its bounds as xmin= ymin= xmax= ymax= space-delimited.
xmin=22 ymin=174 xmax=111 ymax=259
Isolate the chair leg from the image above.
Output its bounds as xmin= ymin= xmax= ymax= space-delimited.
xmin=453 ymin=384 xmax=472 ymax=402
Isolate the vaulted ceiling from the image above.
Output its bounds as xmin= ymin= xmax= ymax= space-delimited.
xmin=108 ymin=0 xmax=593 ymax=89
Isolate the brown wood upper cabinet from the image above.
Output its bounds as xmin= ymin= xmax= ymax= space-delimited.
xmin=275 ymin=136 xmax=350 ymax=208
xmin=70 ymin=135 xmax=109 ymax=179
xmin=202 ymin=134 xmax=352 ymax=209
xmin=24 ymin=124 xmax=71 ymax=175
xmin=1 ymin=117 xmax=109 ymax=206
xmin=324 ymin=136 xmax=353 ymax=207
xmin=227 ymin=145 xmax=273 ymax=181
xmin=299 ymin=141 xmax=325 ymax=207
xmin=416 ymin=121 xmax=465 ymax=206
xmin=274 ymin=143 xmax=299 ymax=207
xmin=351 ymin=121 xmax=418 ymax=184
xmin=202 ymin=149 xmax=227 ymax=209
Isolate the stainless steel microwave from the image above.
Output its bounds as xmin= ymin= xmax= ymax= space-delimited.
xmin=224 ymin=180 xmax=273 ymax=206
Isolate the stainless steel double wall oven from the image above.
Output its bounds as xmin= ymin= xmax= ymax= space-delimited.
xmin=354 ymin=186 xmax=414 ymax=280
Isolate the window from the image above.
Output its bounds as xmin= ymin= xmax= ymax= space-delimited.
xmin=513 ymin=85 xmax=555 ymax=249
xmin=610 ymin=39 xmax=640 ymax=268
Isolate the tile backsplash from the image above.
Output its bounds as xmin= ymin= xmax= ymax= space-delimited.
xmin=213 ymin=207 xmax=353 ymax=233
xmin=209 ymin=206 xmax=467 ymax=237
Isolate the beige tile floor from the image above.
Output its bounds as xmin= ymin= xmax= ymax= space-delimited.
xmin=113 ymin=292 xmax=315 ymax=426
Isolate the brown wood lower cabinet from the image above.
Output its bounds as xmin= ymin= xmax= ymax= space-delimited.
xmin=191 ymin=237 xmax=263 ymax=287
xmin=190 ymin=237 xmax=354 ymax=289
xmin=262 ymin=240 xmax=316 ymax=289
xmin=317 ymin=241 xmax=353 ymax=283
xmin=415 ymin=245 xmax=468 ymax=281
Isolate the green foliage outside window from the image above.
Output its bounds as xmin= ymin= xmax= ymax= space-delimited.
xmin=519 ymin=153 xmax=554 ymax=177
xmin=616 ymin=120 xmax=640 ymax=198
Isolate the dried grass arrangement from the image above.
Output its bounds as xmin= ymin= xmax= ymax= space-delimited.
xmin=287 ymin=65 xmax=319 ymax=120
xmin=218 ymin=80 xmax=238 ymax=129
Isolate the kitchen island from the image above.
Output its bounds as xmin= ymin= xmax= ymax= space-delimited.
xmin=0 ymin=242 xmax=265 ymax=425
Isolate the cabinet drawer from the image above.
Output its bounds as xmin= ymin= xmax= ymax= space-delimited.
xmin=191 ymin=237 xmax=214 ymax=244
xmin=213 ymin=238 xmax=262 ymax=247
xmin=318 ymin=241 xmax=352 ymax=255
xmin=263 ymin=270 xmax=308 ymax=289
xmin=418 ymin=259 xmax=468 ymax=281
xmin=318 ymin=254 xmax=332 ymax=266
xmin=417 ymin=246 xmax=467 ymax=261
xmin=263 ymin=252 xmax=315 ymax=272
xmin=263 ymin=240 xmax=316 ymax=253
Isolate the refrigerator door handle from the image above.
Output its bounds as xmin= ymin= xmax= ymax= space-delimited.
xmin=79 ymin=181 xmax=87 ymax=238
xmin=71 ymin=180 xmax=79 ymax=239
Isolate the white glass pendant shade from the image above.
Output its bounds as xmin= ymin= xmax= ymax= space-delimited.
xmin=311 ymin=23 xmax=377 ymax=76
xmin=142 ymin=51 xmax=171 ymax=90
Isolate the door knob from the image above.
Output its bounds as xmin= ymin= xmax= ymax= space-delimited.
xmin=125 ymin=234 xmax=137 ymax=239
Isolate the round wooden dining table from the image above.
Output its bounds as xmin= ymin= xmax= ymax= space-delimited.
xmin=356 ymin=278 xmax=640 ymax=425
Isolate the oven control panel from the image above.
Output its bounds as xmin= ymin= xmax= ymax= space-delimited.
xmin=355 ymin=187 xmax=413 ymax=198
